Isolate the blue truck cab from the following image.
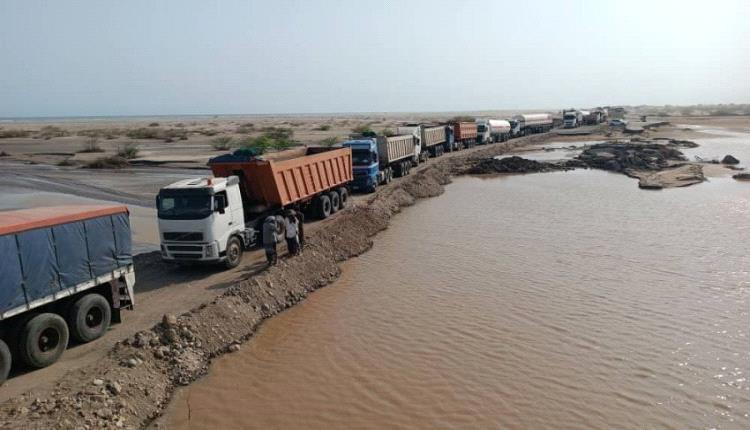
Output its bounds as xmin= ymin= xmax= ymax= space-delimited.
xmin=342 ymin=138 xmax=381 ymax=192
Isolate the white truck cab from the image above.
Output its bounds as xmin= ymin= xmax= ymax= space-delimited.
xmin=396 ymin=124 xmax=425 ymax=163
xmin=157 ymin=176 xmax=255 ymax=268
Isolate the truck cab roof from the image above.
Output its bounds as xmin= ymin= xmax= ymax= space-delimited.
xmin=162 ymin=177 xmax=239 ymax=193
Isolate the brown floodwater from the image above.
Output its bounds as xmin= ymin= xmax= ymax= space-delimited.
xmin=166 ymin=132 xmax=750 ymax=429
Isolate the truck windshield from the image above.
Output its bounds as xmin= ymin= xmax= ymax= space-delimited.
xmin=351 ymin=149 xmax=374 ymax=166
xmin=157 ymin=193 xmax=212 ymax=220
xmin=477 ymin=125 xmax=487 ymax=132
xmin=564 ymin=114 xmax=575 ymax=120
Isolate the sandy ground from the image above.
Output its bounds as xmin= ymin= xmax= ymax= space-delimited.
xmin=0 ymin=114 xmax=746 ymax=426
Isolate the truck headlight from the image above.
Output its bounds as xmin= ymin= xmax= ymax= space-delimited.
xmin=205 ymin=242 xmax=218 ymax=257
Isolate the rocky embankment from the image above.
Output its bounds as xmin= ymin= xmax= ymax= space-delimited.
xmin=469 ymin=139 xmax=709 ymax=189
xmin=0 ymin=133 xmax=555 ymax=430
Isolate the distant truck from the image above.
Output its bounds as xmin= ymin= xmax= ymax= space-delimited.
xmin=157 ymin=147 xmax=353 ymax=268
xmin=513 ymin=114 xmax=554 ymax=134
xmin=342 ymin=133 xmax=417 ymax=192
xmin=0 ymin=206 xmax=135 ymax=384
xmin=476 ymin=119 xmax=512 ymax=144
xmin=563 ymin=110 xmax=584 ymax=128
xmin=449 ymin=121 xmax=478 ymax=149
xmin=397 ymin=124 xmax=447 ymax=158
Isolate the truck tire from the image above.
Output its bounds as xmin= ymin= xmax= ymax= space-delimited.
xmin=68 ymin=293 xmax=111 ymax=343
xmin=329 ymin=191 xmax=340 ymax=213
xmin=224 ymin=236 xmax=243 ymax=269
xmin=337 ymin=188 xmax=349 ymax=209
xmin=316 ymin=194 xmax=332 ymax=219
xmin=19 ymin=313 xmax=69 ymax=369
xmin=0 ymin=339 xmax=10 ymax=385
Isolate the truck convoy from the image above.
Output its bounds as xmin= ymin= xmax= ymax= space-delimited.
xmin=476 ymin=119 xmax=512 ymax=144
xmin=0 ymin=206 xmax=135 ymax=384
xmin=157 ymin=147 xmax=353 ymax=268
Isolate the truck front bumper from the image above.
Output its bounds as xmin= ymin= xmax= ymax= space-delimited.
xmin=161 ymin=241 xmax=223 ymax=263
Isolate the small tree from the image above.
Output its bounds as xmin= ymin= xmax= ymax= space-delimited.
xmin=211 ymin=136 xmax=234 ymax=150
xmin=79 ymin=136 xmax=104 ymax=153
xmin=319 ymin=136 xmax=339 ymax=147
xmin=117 ymin=143 xmax=139 ymax=159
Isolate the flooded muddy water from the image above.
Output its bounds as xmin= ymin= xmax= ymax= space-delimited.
xmin=166 ymin=133 xmax=750 ymax=429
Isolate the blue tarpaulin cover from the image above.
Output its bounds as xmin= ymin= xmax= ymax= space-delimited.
xmin=0 ymin=207 xmax=131 ymax=316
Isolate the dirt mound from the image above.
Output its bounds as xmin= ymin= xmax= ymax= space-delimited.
xmin=733 ymin=173 xmax=750 ymax=181
xmin=722 ymin=154 xmax=740 ymax=165
xmin=577 ymin=142 xmax=686 ymax=172
xmin=467 ymin=156 xmax=579 ymax=174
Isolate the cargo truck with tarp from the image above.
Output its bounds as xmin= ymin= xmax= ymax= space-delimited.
xmin=0 ymin=205 xmax=135 ymax=384
xmin=157 ymin=147 xmax=353 ymax=268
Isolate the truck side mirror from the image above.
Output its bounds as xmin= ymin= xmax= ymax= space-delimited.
xmin=214 ymin=195 xmax=226 ymax=214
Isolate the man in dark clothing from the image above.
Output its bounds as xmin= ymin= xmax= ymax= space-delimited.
xmin=262 ymin=216 xmax=278 ymax=265
xmin=294 ymin=210 xmax=305 ymax=251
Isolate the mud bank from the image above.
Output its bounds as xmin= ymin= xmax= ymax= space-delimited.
xmin=0 ymin=135 xmax=549 ymax=429
xmin=470 ymin=140 xmax=710 ymax=189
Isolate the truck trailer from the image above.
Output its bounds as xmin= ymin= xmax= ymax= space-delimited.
xmin=476 ymin=119 xmax=512 ymax=144
xmin=157 ymin=147 xmax=353 ymax=268
xmin=396 ymin=124 xmax=447 ymax=159
xmin=450 ymin=121 xmax=478 ymax=149
xmin=513 ymin=114 xmax=554 ymax=134
xmin=342 ymin=134 xmax=417 ymax=192
xmin=0 ymin=206 xmax=135 ymax=383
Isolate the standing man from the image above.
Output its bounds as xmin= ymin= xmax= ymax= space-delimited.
xmin=262 ymin=216 xmax=278 ymax=266
xmin=284 ymin=210 xmax=300 ymax=256
xmin=295 ymin=210 xmax=305 ymax=252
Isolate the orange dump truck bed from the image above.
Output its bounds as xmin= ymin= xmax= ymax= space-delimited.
xmin=208 ymin=147 xmax=353 ymax=208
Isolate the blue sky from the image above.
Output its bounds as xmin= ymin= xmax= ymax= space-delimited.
xmin=1 ymin=0 xmax=748 ymax=117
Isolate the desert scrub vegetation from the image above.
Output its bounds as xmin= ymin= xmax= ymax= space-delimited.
xmin=126 ymin=127 xmax=188 ymax=142
xmin=77 ymin=128 xmax=122 ymax=139
xmin=211 ymin=136 xmax=235 ymax=150
xmin=239 ymin=128 xmax=296 ymax=153
xmin=117 ymin=143 xmax=139 ymax=159
xmin=236 ymin=123 xmax=255 ymax=134
xmin=316 ymin=124 xmax=332 ymax=131
xmin=148 ymin=122 xmax=160 ymax=127
xmin=351 ymin=123 xmax=375 ymax=135
xmin=319 ymin=136 xmax=339 ymax=147
xmin=35 ymin=125 xmax=70 ymax=139
xmin=0 ymin=129 xmax=31 ymax=138
xmin=57 ymin=158 xmax=75 ymax=166
xmin=84 ymin=156 xmax=130 ymax=169
xmin=0 ymin=151 xmax=10 ymax=157
xmin=78 ymin=137 xmax=105 ymax=153
xmin=196 ymin=128 xmax=219 ymax=137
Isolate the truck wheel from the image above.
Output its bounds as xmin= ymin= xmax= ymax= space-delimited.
xmin=329 ymin=191 xmax=340 ymax=213
xmin=337 ymin=188 xmax=349 ymax=209
xmin=19 ymin=313 xmax=69 ymax=369
xmin=68 ymin=293 xmax=111 ymax=343
xmin=0 ymin=339 xmax=10 ymax=385
xmin=224 ymin=236 xmax=243 ymax=269
xmin=316 ymin=194 xmax=332 ymax=219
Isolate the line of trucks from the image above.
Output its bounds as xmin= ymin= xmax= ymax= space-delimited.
xmin=562 ymin=107 xmax=609 ymax=128
xmin=0 ymin=112 xmax=556 ymax=384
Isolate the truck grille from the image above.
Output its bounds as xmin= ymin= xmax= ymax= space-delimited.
xmin=163 ymin=232 xmax=203 ymax=241
xmin=166 ymin=245 xmax=204 ymax=252
xmin=171 ymin=254 xmax=203 ymax=260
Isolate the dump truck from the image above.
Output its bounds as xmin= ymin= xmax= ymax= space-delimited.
xmin=396 ymin=124 xmax=447 ymax=158
xmin=563 ymin=110 xmax=584 ymax=128
xmin=157 ymin=147 xmax=353 ymax=268
xmin=0 ymin=205 xmax=135 ymax=384
xmin=476 ymin=119 xmax=512 ymax=144
xmin=342 ymin=134 xmax=417 ymax=192
xmin=450 ymin=121 xmax=478 ymax=149
xmin=514 ymin=114 xmax=554 ymax=134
